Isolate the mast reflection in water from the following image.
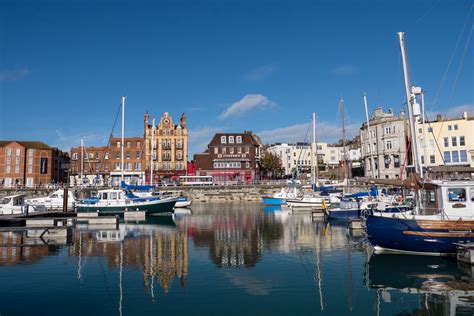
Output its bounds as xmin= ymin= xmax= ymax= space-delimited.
xmin=0 ymin=203 xmax=472 ymax=315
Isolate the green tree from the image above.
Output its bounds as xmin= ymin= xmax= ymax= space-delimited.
xmin=260 ymin=150 xmax=284 ymax=179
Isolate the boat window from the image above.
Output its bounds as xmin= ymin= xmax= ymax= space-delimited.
xmin=447 ymin=188 xmax=466 ymax=202
xmin=110 ymin=192 xmax=118 ymax=200
xmin=50 ymin=194 xmax=58 ymax=199
xmin=0 ymin=198 xmax=11 ymax=204
xmin=421 ymin=189 xmax=436 ymax=208
xmin=470 ymin=188 xmax=474 ymax=202
xmin=102 ymin=193 xmax=108 ymax=200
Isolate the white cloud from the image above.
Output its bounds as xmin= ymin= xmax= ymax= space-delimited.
xmin=426 ymin=104 xmax=474 ymax=120
xmin=330 ymin=65 xmax=357 ymax=76
xmin=244 ymin=64 xmax=279 ymax=82
xmin=219 ymin=94 xmax=276 ymax=120
xmin=0 ymin=67 xmax=30 ymax=81
xmin=257 ymin=121 xmax=360 ymax=144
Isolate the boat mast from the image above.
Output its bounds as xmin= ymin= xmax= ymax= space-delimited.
xmin=398 ymin=32 xmax=421 ymax=176
xmin=311 ymin=112 xmax=319 ymax=187
xmin=150 ymin=117 xmax=156 ymax=186
xmin=363 ymin=93 xmax=377 ymax=178
xmin=340 ymin=98 xmax=348 ymax=180
xmin=121 ymin=96 xmax=126 ymax=183
xmin=80 ymin=138 xmax=84 ymax=185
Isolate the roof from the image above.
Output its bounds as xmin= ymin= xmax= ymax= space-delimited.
xmin=207 ymin=132 xmax=261 ymax=147
xmin=0 ymin=140 xmax=54 ymax=150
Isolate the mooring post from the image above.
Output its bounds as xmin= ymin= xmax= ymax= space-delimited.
xmin=63 ymin=187 xmax=68 ymax=212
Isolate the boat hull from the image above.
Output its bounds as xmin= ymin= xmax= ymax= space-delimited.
xmin=366 ymin=215 xmax=474 ymax=255
xmin=76 ymin=199 xmax=176 ymax=214
xmin=262 ymin=196 xmax=286 ymax=206
xmin=329 ymin=206 xmax=410 ymax=219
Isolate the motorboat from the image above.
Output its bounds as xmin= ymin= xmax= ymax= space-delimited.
xmin=76 ymin=189 xmax=177 ymax=214
xmin=0 ymin=194 xmax=45 ymax=215
xmin=262 ymin=186 xmax=300 ymax=205
xmin=26 ymin=189 xmax=76 ymax=211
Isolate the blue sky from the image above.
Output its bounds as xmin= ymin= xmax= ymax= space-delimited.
xmin=1 ymin=0 xmax=472 ymax=157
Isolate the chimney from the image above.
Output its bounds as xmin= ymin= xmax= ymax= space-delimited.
xmin=436 ymin=114 xmax=442 ymax=122
xmin=180 ymin=113 xmax=186 ymax=128
xmin=144 ymin=112 xmax=149 ymax=137
xmin=463 ymin=111 xmax=468 ymax=119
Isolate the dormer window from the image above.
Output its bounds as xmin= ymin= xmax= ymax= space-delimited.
xmin=236 ymin=136 xmax=242 ymax=144
xmin=229 ymin=136 xmax=234 ymax=143
xmin=221 ymin=136 xmax=226 ymax=144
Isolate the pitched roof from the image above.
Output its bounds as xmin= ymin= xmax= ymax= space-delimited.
xmin=0 ymin=140 xmax=54 ymax=150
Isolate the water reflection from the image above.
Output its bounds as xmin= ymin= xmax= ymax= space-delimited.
xmin=366 ymin=254 xmax=474 ymax=315
xmin=0 ymin=203 xmax=473 ymax=315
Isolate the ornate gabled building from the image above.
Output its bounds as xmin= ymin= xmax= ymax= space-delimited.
xmin=144 ymin=112 xmax=188 ymax=183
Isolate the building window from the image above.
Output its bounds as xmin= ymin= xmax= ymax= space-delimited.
xmin=126 ymin=142 xmax=130 ymax=148
xmin=430 ymin=155 xmax=435 ymax=164
xmin=15 ymin=148 xmax=20 ymax=156
xmin=452 ymin=137 xmax=457 ymax=147
xmin=230 ymin=147 xmax=234 ymax=154
xmin=452 ymin=151 xmax=459 ymax=163
xmin=137 ymin=141 xmax=141 ymax=148
xmin=72 ymin=153 xmax=78 ymax=160
xmin=444 ymin=137 xmax=449 ymax=147
xmin=136 ymin=151 xmax=141 ymax=158
xmin=229 ymin=136 xmax=234 ymax=143
xmin=236 ymin=136 xmax=242 ymax=143
xmin=28 ymin=149 xmax=34 ymax=157
xmin=14 ymin=165 xmax=19 ymax=173
xmin=214 ymin=147 xmax=218 ymax=154
xmin=443 ymin=151 xmax=451 ymax=163
xmin=28 ymin=166 xmax=33 ymax=174
xmin=135 ymin=163 xmax=142 ymax=170
xmin=114 ymin=163 xmax=120 ymax=170
xmin=246 ymin=162 xmax=250 ymax=168
xmin=428 ymin=127 xmax=433 ymax=132
xmin=15 ymin=157 xmax=20 ymax=165
xmin=246 ymin=147 xmax=249 ymax=154
xmin=394 ymin=155 xmax=400 ymax=168
xmin=6 ymin=157 xmax=11 ymax=165
xmin=386 ymin=141 xmax=392 ymax=150
xmin=105 ymin=152 xmax=109 ymax=160
xmin=222 ymin=147 xmax=227 ymax=154
xmin=104 ymin=164 xmax=109 ymax=171
xmin=6 ymin=165 xmax=11 ymax=173
xmin=95 ymin=152 xmax=99 ymax=159
xmin=95 ymin=164 xmax=100 ymax=172
xmin=221 ymin=136 xmax=226 ymax=144
xmin=116 ymin=141 xmax=120 ymax=148
xmin=448 ymin=125 xmax=452 ymax=131
xmin=177 ymin=151 xmax=182 ymax=160
xmin=460 ymin=150 xmax=467 ymax=162
xmin=28 ymin=157 xmax=33 ymax=165
xmin=460 ymin=136 xmax=465 ymax=146
xmin=115 ymin=152 xmax=120 ymax=159
xmin=454 ymin=125 xmax=458 ymax=130
xmin=6 ymin=148 xmax=12 ymax=156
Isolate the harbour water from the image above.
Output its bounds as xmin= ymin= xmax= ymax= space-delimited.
xmin=0 ymin=203 xmax=473 ymax=315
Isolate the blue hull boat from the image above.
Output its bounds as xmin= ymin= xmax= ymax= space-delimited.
xmin=366 ymin=215 xmax=474 ymax=255
xmin=262 ymin=196 xmax=286 ymax=206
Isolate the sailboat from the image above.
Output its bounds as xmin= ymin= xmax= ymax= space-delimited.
xmin=365 ymin=32 xmax=474 ymax=255
xmin=76 ymin=97 xmax=177 ymax=214
xmin=286 ymin=113 xmax=332 ymax=209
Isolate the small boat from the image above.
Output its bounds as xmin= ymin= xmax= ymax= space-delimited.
xmin=175 ymin=196 xmax=192 ymax=208
xmin=0 ymin=194 xmax=45 ymax=215
xmin=262 ymin=187 xmax=300 ymax=205
xmin=286 ymin=195 xmax=329 ymax=209
xmin=326 ymin=199 xmax=411 ymax=219
xmin=26 ymin=189 xmax=76 ymax=211
xmin=76 ymin=189 xmax=177 ymax=214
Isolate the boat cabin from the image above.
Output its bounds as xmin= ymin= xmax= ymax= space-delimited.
xmin=420 ymin=181 xmax=474 ymax=218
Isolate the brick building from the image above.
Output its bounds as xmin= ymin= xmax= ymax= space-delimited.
xmin=0 ymin=140 xmax=69 ymax=188
xmin=193 ymin=131 xmax=262 ymax=184
xmin=70 ymin=137 xmax=145 ymax=186
xmin=144 ymin=112 xmax=188 ymax=183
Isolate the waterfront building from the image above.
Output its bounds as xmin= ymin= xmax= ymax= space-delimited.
xmin=418 ymin=111 xmax=474 ymax=169
xmin=193 ymin=131 xmax=262 ymax=184
xmin=360 ymin=107 xmax=408 ymax=179
xmin=267 ymin=142 xmax=361 ymax=176
xmin=0 ymin=140 xmax=69 ymax=188
xmin=69 ymin=137 xmax=145 ymax=186
xmin=143 ymin=112 xmax=188 ymax=183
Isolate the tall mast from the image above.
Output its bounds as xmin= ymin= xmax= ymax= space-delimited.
xmin=398 ymin=32 xmax=421 ymax=175
xmin=311 ymin=112 xmax=318 ymax=186
xmin=121 ymin=96 xmax=126 ymax=183
xmin=421 ymin=91 xmax=428 ymax=168
xmin=150 ymin=117 xmax=156 ymax=186
xmin=340 ymin=98 xmax=347 ymax=180
xmin=363 ymin=93 xmax=376 ymax=178
xmin=80 ymin=138 xmax=84 ymax=184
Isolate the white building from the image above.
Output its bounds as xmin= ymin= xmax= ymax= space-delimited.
xmin=360 ymin=107 xmax=408 ymax=179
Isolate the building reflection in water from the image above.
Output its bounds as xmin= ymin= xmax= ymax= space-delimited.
xmin=68 ymin=222 xmax=188 ymax=297
xmin=366 ymin=254 xmax=474 ymax=315
xmin=0 ymin=230 xmax=66 ymax=265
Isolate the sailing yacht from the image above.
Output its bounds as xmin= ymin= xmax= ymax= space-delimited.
xmin=365 ymin=32 xmax=474 ymax=255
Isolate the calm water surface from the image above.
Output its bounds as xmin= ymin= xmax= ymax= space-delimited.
xmin=0 ymin=203 xmax=473 ymax=315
